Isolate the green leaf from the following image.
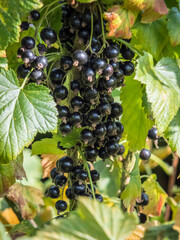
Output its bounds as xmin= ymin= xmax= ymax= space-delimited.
xmin=0 ymin=0 xmax=42 ymax=50
xmin=0 ymin=68 xmax=58 ymax=163
xmin=9 ymin=220 xmax=36 ymax=239
xmin=167 ymin=7 xmax=180 ymax=46
xmin=144 ymin=223 xmax=179 ymax=240
xmin=135 ymin=52 xmax=180 ymax=133
xmin=23 ymin=197 xmax=138 ymax=240
xmin=0 ymin=222 xmax=11 ymax=240
xmin=141 ymin=174 xmax=168 ymax=216
xmin=0 ymin=57 xmax=8 ymax=69
xmin=165 ymin=108 xmax=180 ymax=156
xmin=7 ymin=182 xmax=44 ymax=220
xmin=32 ymin=138 xmax=64 ymax=155
xmin=121 ymin=75 xmax=153 ymax=151
xmin=53 ymin=128 xmax=81 ymax=149
xmin=104 ymin=5 xmax=138 ymax=39
xmin=132 ymin=19 xmax=169 ymax=60
xmin=121 ymin=154 xmax=141 ymax=208
xmin=77 ymin=0 xmax=97 ymax=2
xmin=94 ymin=159 xmax=121 ymax=197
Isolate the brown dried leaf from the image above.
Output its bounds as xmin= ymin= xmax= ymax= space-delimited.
xmin=41 ymin=154 xmax=63 ymax=178
xmin=7 ymin=183 xmax=44 ymax=220
xmin=104 ymin=5 xmax=138 ymax=39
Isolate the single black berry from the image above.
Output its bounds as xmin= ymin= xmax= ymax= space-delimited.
xmin=123 ymin=61 xmax=134 ymax=76
xmin=17 ymin=64 xmax=31 ymax=78
xmin=71 ymin=96 xmax=84 ymax=111
xmin=73 ymin=182 xmax=86 ymax=195
xmin=95 ymin=194 xmax=103 ymax=202
xmin=20 ymin=21 xmax=29 ymax=31
xmin=117 ymin=145 xmax=125 ymax=155
xmin=40 ymin=27 xmax=57 ymax=45
xmin=50 ymin=168 xmax=58 ymax=180
xmin=29 ymin=10 xmax=40 ymax=21
xmin=90 ymin=170 xmax=100 ymax=182
xmin=136 ymin=192 xmax=149 ymax=206
xmin=84 ymin=146 xmax=98 ymax=162
xmin=80 ymin=129 xmax=94 ymax=144
xmin=59 ymin=122 xmax=72 ymax=135
xmin=21 ymin=36 xmax=35 ymax=50
xmin=148 ymin=127 xmax=158 ymax=140
xmin=50 ymin=68 xmax=66 ymax=85
xmin=55 ymin=200 xmax=67 ymax=211
xmin=48 ymin=185 xmax=60 ymax=198
xmin=73 ymin=50 xmax=88 ymax=66
xmin=139 ymin=148 xmax=151 ymax=161
xmin=66 ymin=187 xmax=75 ymax=199
xmin=111 ymin=102 xmax=123 ymax=119
xmin=55 ymin=175 xmax=67 ymax=186
xmin=53 ymin=86 xmax=68 ymax=101
xmin=76 ymin=170 xmax=88 ymax=181
xmin=60 ymin=56 xmax=73 ymax=71
xmin=56 ymin=156 xmax=74 ymax=173
xmin=33 ymin=56 xmax=48 ymax=69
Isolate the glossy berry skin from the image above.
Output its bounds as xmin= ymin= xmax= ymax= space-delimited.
xmin=73 ymin=182 xmax=86 ymax=195
xmin=17 ymin=47 xmax=24 ymax=57
xmin=95 ymin=194 xmax=103 ymax=202
xmin=71 ymin=80 xmax=80 ymax=93
xmin=90 ymin=170 xmax=100 ymax=182
xmin=98 ymin=147 xmax=110 ymax=160
xmin=50 ymin=68 xmax=65 ymax=85
xmin=84 ymin=146 xmax=98 ymax=162
xmin=102 ymin=64 xmax=114 ymax=79
xmin=37 ymin=43 xmax=47 ymax=55
xmin=91 ymin=42 xmax=101 ymax=53
xmin=34 ymin=56 xmax=48 ymax=69
xmin=71 ymin=96 xmax=84 ymax=110
xmin=123 ymin=61 xmax=134 ymax=76
xmin=48 ymin=186 xmax=60 ymax=198
xmin=60 ymin=56 xmax=73 ymax=71
xmin=21 ymin=36 xmax=35 ymax=50
xmin=110 ymin=60 xmax=119 ymax=72
xmin=82 ymin=67 xmax=96 ymax=83
xmin=136 ymin=192 xmax=149 ymax=206
xmin=73 ymin=50 xmax=88 ymax=66
xmin=140 ymin=148 xmax=151 ymax=160
xmin=76 ymin=170 xmax=88 ymax=181
xmin=88 ymin=109 xmax=101 ymax=124
xmin=121 ymin=47 xmax=135 ymax=60
xmin=78 ymin=28 xmax=89 ymax=43
xmin=105 ymin=121 xmax=117 ymax=136
xmin=111 ymin=102 xmax=123 ymax=118
xmin=57 ymin=106 xmax=70 ymax=120
xmin=53 ymin=86 xmax=68 ymax=100
xmin=117 ymin=145 xmax=125 ymax=155
xmin=82 ymin=11 xmax=92 ymax=24
xmin=94 ymin=123 xmax=107 ymax=138
xmin=98 ymin=102 xmax=111 ymax=116
xmin=40 ymin=27 xmax=57 ymax=45
xmin=105 ymin=140 xmax=119 ymax=156
xmin=55 ymin=200 xmax=67 ymax=212
xmin=70 ymin=16 xmax=82 ymax=30
xmin=103 ymin=76 xmax=117 ymax=92
xmin=66 ymin=187 xmax=75 ymax=199
xmin=114 ymin=69 xmax=124 ymax=80
xmin=105 ymin=46 xmax=120 ymax=59
xmin=56 ymin=156 xmax=74 ymax=173
xmin=148 ymin=127 xmax=158 ymax=140
xmin=20 ymin=21 xmax=29 ymax=31
xmin=59 ymin=122 xmax=72 ymax=135
xmin=84 ymin=87 xmax=98 ymax=101
xmin=30 ymin=69 xmax=45 ymax=81
xmin=21 ymin=50 xmax=35 ymax=64
xmin=50 ymin=168 xmax=58 ymax=180
xmin=80 ymin=129 xmax=94 ymax=144
xmin=17 ymin=64 xmax=31 ymax=78
xmin=69 ymin=112 xmax=83 ymax=127
xmin=73 ymin=165 xmax=83 ymax=177
xmin=93 ymin=58 xmax=106 ymax=72
xmin=30 ymin=10 xmax=40 ymax=21
xmin=116 ymin=122 xmax=124 ymax=137
xmin=55 ymin=175 xmax=67 ymax=186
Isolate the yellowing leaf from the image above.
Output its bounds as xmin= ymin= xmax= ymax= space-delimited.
xmin=41 ymin=154 xmax=63 ymax=178
xmin=7 ymin=183 xmax=44 ymax=220
xmin=104 ymin=5 xmax=138 ymax=39
xmin=123 ymin=0 xmax=168 ymax=23
xmin=173 ymin=207 xmax=180 ymax=237
xmin=0 ymin=208 xmax=19 ymax=229
xmin=141 ymin=174 xmax=167 ymax=216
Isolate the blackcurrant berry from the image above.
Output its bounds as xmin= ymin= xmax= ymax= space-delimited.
xmin=80 ymin=129 xmax=94 ymax=144
xmin=59 ymin=27 xmax=74 ymax=42
xmin=94 ymin=123 xmax=107 ymax=138
xmin=90 ymin=170 xmax=100 ymax=181
xmin=21 ymin=50 xmax=35 ymax=65
xmin=55 ymin=200 xmax=67 ymax=211
xmin=82 ymin=11 xmax=92 ymax=24
xmin=37 ymin=43 xmax=47 ymax=55
xmin=116 ymin=122 xmax=124 ymax=137
xmin=78 ymin=28 xmax=89 ymax=43
xmin=17 ymin=64 xmax=31 ymax=78
xmin=53 ymin=86 xmax=68 ymax=101
xmin=71 ymin=80 xmax=80 ymax=93
xmin=73 ymin=50 xmax=88 ymax=66
xmin=70 ymin=16 xmax=82 ymax=30
xmin=98 ymin=102 xmax=112 ymax=116
xmin=17 ymin=47 xmax=24 ymax=58
xmin=82 ymin=67 xmax=96 ymax=83
xmin=55 ymin=175 xmax=67 ymax=186
xmin=105 ymin=140 xmax=119 ymax=156
xmin=60 ymin=56 xmax=73 ymax=71
xmin=66 ymin=187 xmax=75 ymax=199
xmin=56 ymin=156 xmax=74 ymax=173
xmin=84 ymin=146 xmax=98 ymax=162
xmin=98 ymin=147 xmax=110 ymax=160
xmin=84 ymin=87 xmax=98 ymax=102
xmin=123 ymin=61 xmax=134 ymax=76
xmin=50 ymin=68 xmax=66 ymax=85
xmin=95 ymin=194 xmax=103 ymax=202
xmin=48 ymin=186 xmax=60 ymax=198
xmin=117 ymin=145 xmax=125 ymax=155
xmin=109 ymin=60 xmax=119 ymax=72
xmin=73 ymin=182 xmax=86 ymax=195
xmin=76 ymin=170 xmax=88 ymax=181
xmin=30 ymin=69 xmax=45 ymax=82
xmin=33 ymin=56 xmax=48 ymax=69
xmin=136 ymin=192 xmax=149 ymax=206
xmin=20 ymin=21 xmax=29 ymax=31
xmin=88 ymin=109 xmax=101 ymax=125
xmin=148 ymin=127 xmax=158 ymax=140
xmin=21 ymin=36 xmax=35 ymax=50
xmin=50 ymin=168 xmax=58 ymax=180
xmin=69 ymin=112 xmax=83 ymax=127
xmin=103 ymin=76 xmax=117 ymax=92
xmin=57 ymin=105 xmax=70 ymax=121
xmin=111 ymin=102 xmax=123 ymax=119
xmin=73 ymin=165 xmax=83 ymax=177
xmin=102 ymin=64 xmax=114 ymax=79
xmin=92 ymin=58 xmax=106 ymax=73
xmin=105 ymin=121 xmax=117 ymax=136
xmin=59 ymin=122 xmax=72 ymax=135
xmin=40 ymin=27 xmax=57 ymax=45
xmin=139 ymin=148 xmax=151 ymax=161
xmin=29 ymin=10 xmax=40 ymax=21
xmin=113 ymin=68 xmax=124 ymax=80
xmin=121 ymin=47 xmax=135 ymax=60
xmin=71 ymin=96 xmax=84 ymax=111
xmin=105 ymin=46 xmax=120 ymax=59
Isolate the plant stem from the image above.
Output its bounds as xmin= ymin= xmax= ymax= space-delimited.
xmin=20 ymin=69 xmax=33 ymax=90
xmin=97 ymin=2 xmax=106 ymax=52
xmin=108 ymin=37 xmax=143 ymax=57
